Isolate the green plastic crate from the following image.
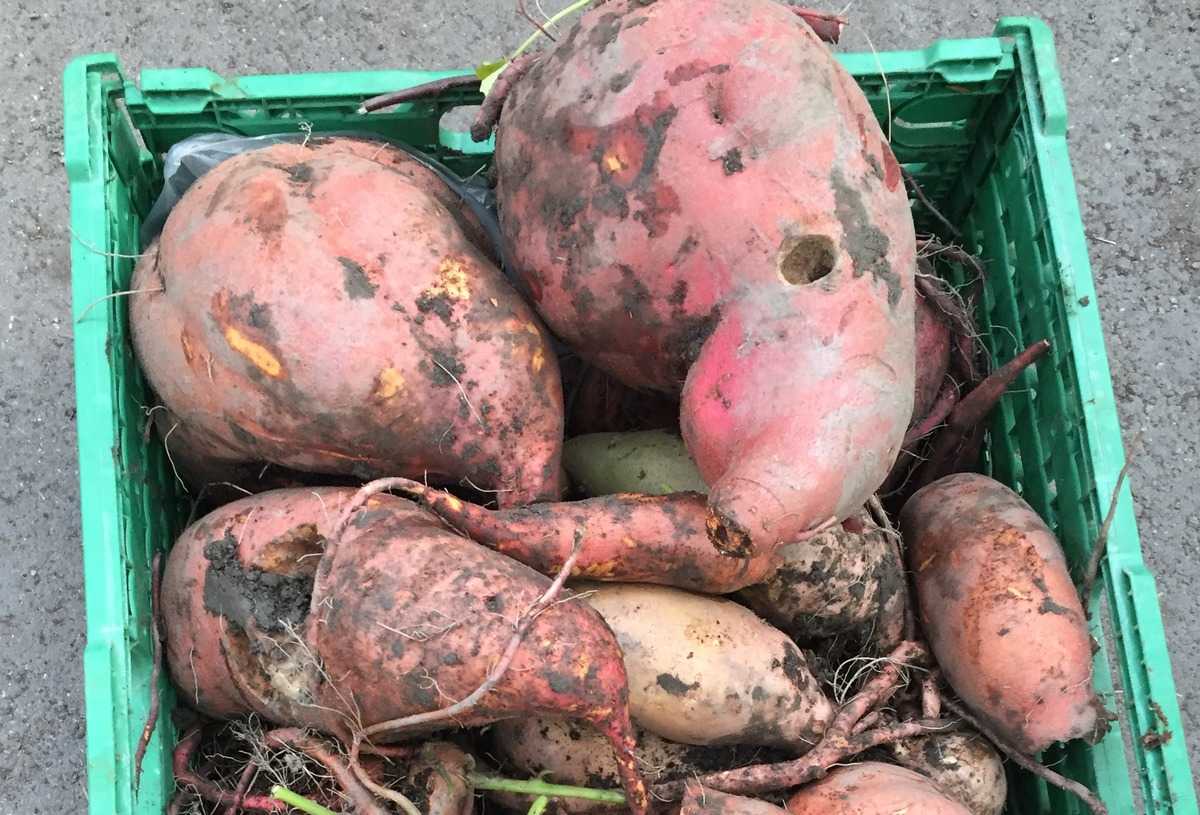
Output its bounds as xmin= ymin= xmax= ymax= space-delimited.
xmin=63 ymin=17 xmax=1195 ymax=815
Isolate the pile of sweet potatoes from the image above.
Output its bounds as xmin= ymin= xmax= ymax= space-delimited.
xmin=128 ymin=2 xmax=1115 ymax=814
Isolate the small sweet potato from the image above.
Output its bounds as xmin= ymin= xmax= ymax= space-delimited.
xmin=132 ymin=137 xmax=562 ymax=505
xmin=564 ymin=430 xmax=708 ymax=497
xmin=681 ymin=784 xmax=788 ymax=815
xmin=583 ymin=584 xmax=833 ymax=748
xmin=785 ymin=762 xmax=969 ymax=815
xmin=491 ymin=717 xmax=783 ymax=814
xmin=408 ymin=742 xmax=476 ymax=815
xmin=738 ymin=511 xmax=906 ymax=653
xmin=386 ymin=477 xmax=775 ymax=593
xmin=884 ymin=732 xmax=1006 ymax=815
xmin=900 ymin=473 xmax=1107 ymax=753
xmin=494 ymin=0 xmax=916 ymax=558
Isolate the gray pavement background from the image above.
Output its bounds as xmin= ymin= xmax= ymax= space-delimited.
xmin=0 ymin=0 xmax=1195 ymax=810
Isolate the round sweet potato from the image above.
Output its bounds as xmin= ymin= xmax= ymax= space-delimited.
xmin=494 ymin=0 xmax=916 ymax=557
xmin=900 ymin=473 xmax=1106 ymax=753
xmin=785 ymin=762 xmax=969 ymax=815
xmin=738 ymin=512 xmax=906 ymax=653
xmin=132 ymin=137 xmax=562 ymax=505
xmin=583 ymin=584 xmax=833 ymax=749
xmin=884 ymin=732 xmax=1006 ymax=815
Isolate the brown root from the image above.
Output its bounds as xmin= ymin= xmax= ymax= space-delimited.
xmin=903 ymin=380 xmax=959 ymax=447
xmin=359 ymin=74 xmax=481 ymax=113
xmin=171 ymin=727 xmax=287 ymax=812
xmin=788 ymin=7 xmax=847 ymax=43
xmin=471 ymin=54 xmax=540 ymax=142
xmin=1079 ymin=461 xmax=1130 ymax=616
xmin=133 ymin=552 xmax=165 ymax=790
xmin=263 ymin=728 xmax=391 ymax=815
xmin=911 ymin=339 xmax=1051 ymax=491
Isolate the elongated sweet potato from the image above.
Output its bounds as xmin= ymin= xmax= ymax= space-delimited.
xmin=494 ymin=0 xmax=916 ymax=558
xmin=384 ymin=477 xmax=775 ymax=593
xmin=564 ymin=430 xmax=708 ymax=497
xmin=900 ymin=473 xmax=1107 ymax=753
xmin=738 ymin=511 xmax=906 ymax=652
xmin=681 ymin=784 xmax=788 ymax=815
xmin=785 ymin=762 xmax=969 ymax=814
xmin=884 ymin=732 xmax=1006 ymax=815
xmin=132 ymin=137 xmax=562 ymax=505
xmin=583 ymin=584 xmax=833 ymax=748
xmin=312 ymin=498 xmax=649 ymax=814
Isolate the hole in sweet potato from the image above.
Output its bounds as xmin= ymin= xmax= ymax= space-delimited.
xmin=778 ymin=235 xmax=837 ymax=285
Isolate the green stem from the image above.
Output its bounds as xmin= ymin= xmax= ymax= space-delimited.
xmin=469 ymin=773 xmax=626 ymax=804
xmin=509 ymin=0 xmax=593 ymax=60
xmin=271 ymin=785 xmax=338 ymax=815
xmin=527 ymin=795 xmax=552 ymax=815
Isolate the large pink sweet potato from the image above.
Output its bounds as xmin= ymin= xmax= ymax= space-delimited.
xmin=900 ymin=473 xmax=1107 ymax=753
xmin=493 ymin=0 xmax=916 ymax=558
xmin=132 ymin=137 xmax=562 ymax=505
xmin=161 ymin=487 xmax=649 ymax=814
xmin=312 ymin=495 xmax=649 ymax=814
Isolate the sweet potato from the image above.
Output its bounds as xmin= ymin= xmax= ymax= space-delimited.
xmin=785 ymin=762 xmax=969 ymax=814
xmin=681 ymin=784 xmax=788 ymax=815
xmin=900 ymin=473 xmax=1107 ymax=754
xmin=311 ymin=496 xmax=649 ymax=814
xmin=884 ymin=732 xmax=1006 ymax=815
xmin=383 ymin=477 xmax=775 ymax=593
xmin=493 ymin=0 xmax=916 ymax=557
xmin=564 ymin=430 xmax=708 ymax=497
xmin=132 ymin=137 xmax=562 ymax=505
xmin=738 ymin=511 xmax=906 ymax=653
xmin=408 ymin=742 xmax=476 ymax=815
xmin=583 ymin=584 xmax=833 ymax=748
xmin=162 ymin=487 xmax=648 ymax=814
xmin=491 ymin=717 xmax=785 ymax=814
